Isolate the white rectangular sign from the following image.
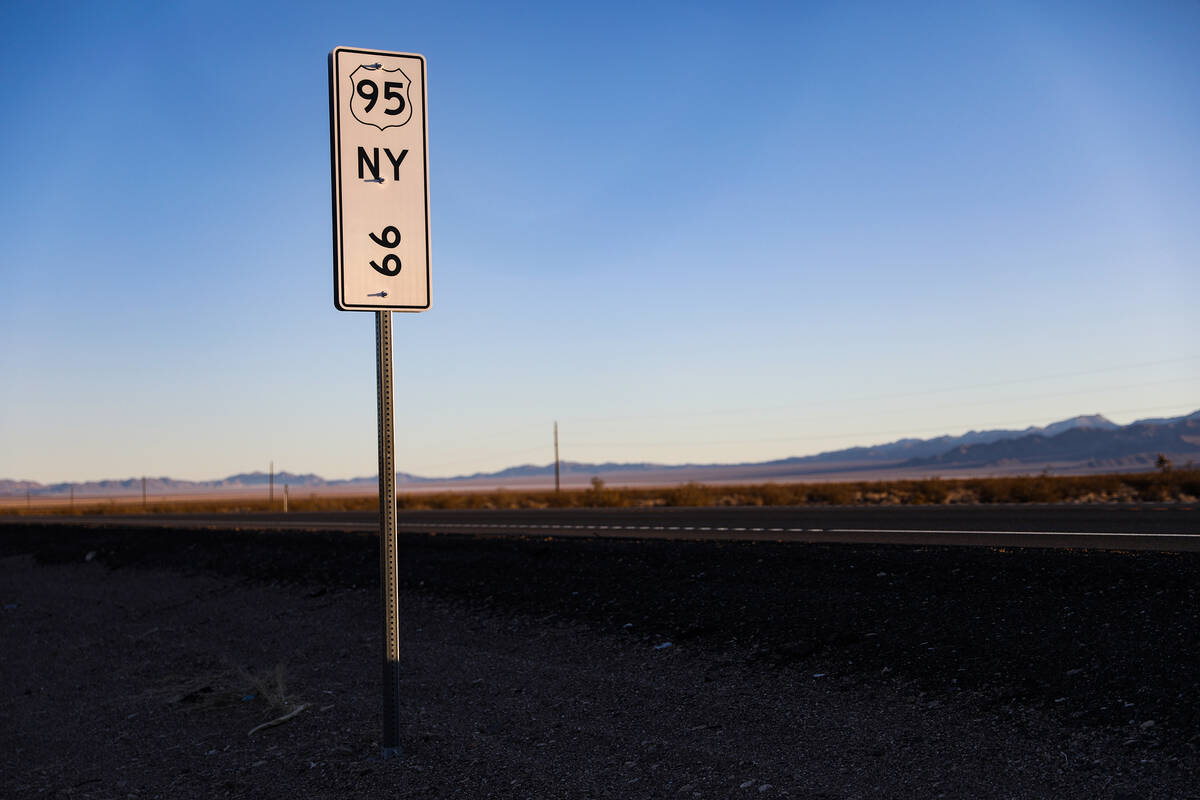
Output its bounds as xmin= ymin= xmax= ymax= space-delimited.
xmin=329 ymin=47 xmax=430 ymax=311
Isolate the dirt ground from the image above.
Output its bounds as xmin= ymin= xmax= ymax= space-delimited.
xmin=1 ymin=522 xmax=1198 ymax=799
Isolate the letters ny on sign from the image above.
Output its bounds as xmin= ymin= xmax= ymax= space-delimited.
xmin=329 ymin=48 xmax=430 ymax=311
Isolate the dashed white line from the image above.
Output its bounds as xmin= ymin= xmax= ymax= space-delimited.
xmin=391 ymin=522 xmax=1199 ymax=540
xmin=831 ymin=528 xmax=1200 ymax=538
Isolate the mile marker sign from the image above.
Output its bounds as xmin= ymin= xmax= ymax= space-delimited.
xmin=329 ymin=45 xmax=430 ymax=757
xmin=329 ymin=47 xmax=430 ymax=311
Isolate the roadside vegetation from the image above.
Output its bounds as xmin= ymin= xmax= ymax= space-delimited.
xmin=4 ymin=468 xmax=1196 ymax=516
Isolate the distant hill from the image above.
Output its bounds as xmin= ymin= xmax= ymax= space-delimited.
xmin=764 ymin=413 xmax=1123 ymax=466
xmin=902 ymin=412 xmax=1200 ymax=470
xmin=3 ymin=410 xmax=1196 ymax=496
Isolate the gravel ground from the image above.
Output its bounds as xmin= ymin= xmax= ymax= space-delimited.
xmin=1 ymin=521 xmax=1198 ymax=799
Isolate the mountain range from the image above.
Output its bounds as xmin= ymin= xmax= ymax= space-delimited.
xmin=3 ymin=410 xmax=1197 ymax=497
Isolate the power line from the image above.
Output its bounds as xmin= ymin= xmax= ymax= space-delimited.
xmin=401 ymin=368 xmax=1200 ymax=460
xmin=405 ymin=443 xmax=553 ymax=475
xmin=578 ymin=375 xmax=1200 ymax=439
xmin=406 ymin=376 xmax=1197 ymax=466
xmin=401 ymin=401 xmax=1197 ymax=477
xmin=565 ymin=402 xmax=1199 ymax=451
xmin=564 ymin=355 xmax=1200 ymax=425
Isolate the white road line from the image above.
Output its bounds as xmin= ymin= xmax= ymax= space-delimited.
xmin=831 ymin=528 xmax=1200 ymax=538
xmin=390 ymin=521 xmax=1199 ymax=539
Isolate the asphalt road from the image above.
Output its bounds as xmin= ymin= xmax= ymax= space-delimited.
xmin=10 ymin=503 xmax=1199 ymax=551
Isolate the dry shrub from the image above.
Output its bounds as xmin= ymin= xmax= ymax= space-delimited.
xmin=804 ymin=485 xmax=856 ymax=505
xmin=237 ymin=663 xmax=294 ymax=713
xmin=757 ymin=483 xmax=803 ymax=506
xmin=906 ymin=479 xmax=950 ymax=504
xmin=8 ymin=470 xmax=1199 ymax=516
xmin=666 ymin=482 xmax=710 ymax=507
xmin=583 ymin=478 xmax=625 ymax=508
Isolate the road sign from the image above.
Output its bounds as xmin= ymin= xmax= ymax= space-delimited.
xmin=329 ymin=45 xmax=429 ymax=758
xmin=329 ymin=47 xmax=430 ymax=311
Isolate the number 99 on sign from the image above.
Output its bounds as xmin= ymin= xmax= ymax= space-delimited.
xmin=369 ymin=225 xmax=402 ymax=276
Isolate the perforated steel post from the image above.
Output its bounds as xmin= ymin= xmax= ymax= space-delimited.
xmin=375 ymin=310 xmax=403 ymax=757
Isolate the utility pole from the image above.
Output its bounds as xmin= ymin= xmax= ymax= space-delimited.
xmin=283 ymin=484 xmax=289 ymax=513
xmin=269 ymin=460 xmax=275 ymax=505
xmin=554 ymin=421 xmax=561 ymax=493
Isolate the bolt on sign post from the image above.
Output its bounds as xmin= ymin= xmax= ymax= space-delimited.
xmin=329 ymin=46 xmax=430 ymax=758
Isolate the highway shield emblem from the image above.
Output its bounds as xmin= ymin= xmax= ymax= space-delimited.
xmin=349 ymin=63 xmax=413 ymax=130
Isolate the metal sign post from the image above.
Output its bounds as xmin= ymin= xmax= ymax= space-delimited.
xmin=329 ymin=45 xmax=430 ymax=758
xmin=375 ymin=309 xmax=402 ymax=756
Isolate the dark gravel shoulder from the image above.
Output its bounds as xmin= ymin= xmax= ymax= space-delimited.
xmin=2 ymin=521 xmax=1199 ymax=798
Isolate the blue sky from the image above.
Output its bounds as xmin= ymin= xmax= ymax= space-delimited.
xmin=1 ymin=0 xmax=1197 ymax=483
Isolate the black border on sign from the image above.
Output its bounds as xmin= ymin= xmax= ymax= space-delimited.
xmin=329 ymin=47 xmax=431 ymax=312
